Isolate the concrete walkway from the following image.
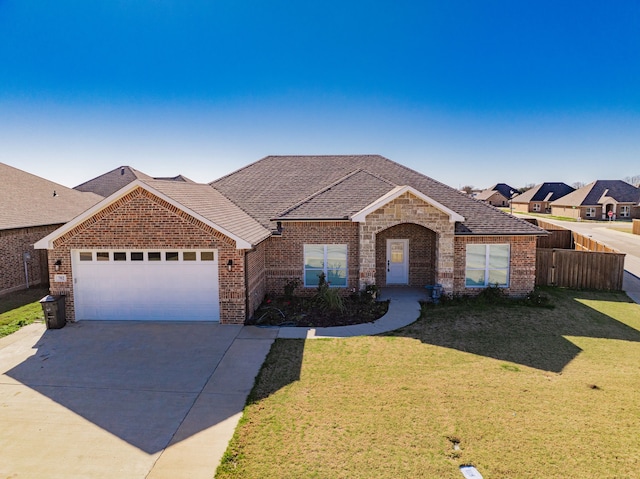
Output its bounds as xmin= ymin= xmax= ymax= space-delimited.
xmin=271 ymin=287 xmax=426 ymax=339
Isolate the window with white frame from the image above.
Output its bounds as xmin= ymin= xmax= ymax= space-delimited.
xmin=585 ymin=207 xmax=596 ymax=218
xmin=533 ymin=203 xmax=541 ymax=212
xmin=304 ymin=244 xmax=348 ymax=287
xmin=465 ymin=244 xmax=510 ymax=288
xmin=620 ymin=205 xmax=630 ymax=217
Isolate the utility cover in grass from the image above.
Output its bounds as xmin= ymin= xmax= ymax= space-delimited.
xmin=460 ymin=465 xmax=483 ymax=479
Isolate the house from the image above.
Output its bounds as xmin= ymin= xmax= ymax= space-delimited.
xmin=74 ymin=165 xmax=194 ymax=197
xmin=35 ymin=155 xmax=545 ymax=325
xmin=550 ymin=180 xmax=640 ymax=220
xmin=0 ymin=163 xmax=102 ymax=295
xmin=510 ymin=182 xmax=575 ymax=214
xmin=476 ymin=183 xmax=518 ymax=207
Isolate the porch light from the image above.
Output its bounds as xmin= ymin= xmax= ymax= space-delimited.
xmin=54 ymin=259 xmax=62 ymax=271
xmin=227 ymin=259 xmax=233 ymax=272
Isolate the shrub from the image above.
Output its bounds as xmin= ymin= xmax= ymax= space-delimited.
xmin=283 ymin=278 xmax=300 ymax=299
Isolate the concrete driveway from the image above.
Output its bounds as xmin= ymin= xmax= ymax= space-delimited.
xmin=0 ymin=321 xmax=275 ymax=479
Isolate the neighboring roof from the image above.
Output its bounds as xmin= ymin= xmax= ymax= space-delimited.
xmin=511 ymin=182 xmax=575 ymax=204
xmin=0 ymin=162 xmax=103 ymax=231
xmin=211 ymin=155 xmax=544 ymax=236
xmin=35 ymin=180 xmax=270 ymax=250
xmin=550 ymin=180 xmax=640 ymax=207
xmin=74 ymin=166 xmax=194 ymax=198
xmin=475 ymin=189 xmax=508 ymax=201
xmin=486 ymin=183 xmax=518 ymax=199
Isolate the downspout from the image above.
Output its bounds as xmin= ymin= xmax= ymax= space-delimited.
xmin=23 ymin=252 xmax=31 ymax=289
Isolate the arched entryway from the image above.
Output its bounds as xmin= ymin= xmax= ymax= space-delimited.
xmin=375 ymin=223 xmax=437 ymax=287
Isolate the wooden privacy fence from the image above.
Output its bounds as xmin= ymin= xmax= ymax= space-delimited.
xmin=634 ymin=219 xmax=640 ymax=235
xmin=536 ymin=248 xmax=625 ymax=290
xmin=573 ymin=232 xmax=619 ymax=253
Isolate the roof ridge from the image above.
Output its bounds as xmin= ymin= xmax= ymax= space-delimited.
xmin=274 ymin=168 xmax=374 ymax=218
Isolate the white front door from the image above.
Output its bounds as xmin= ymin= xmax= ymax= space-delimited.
xmin=386 ymin=239 xmax=409 ymax=285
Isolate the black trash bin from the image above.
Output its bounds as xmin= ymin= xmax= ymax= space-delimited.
xmin=39 ymin=295 xmax=66 ymax=329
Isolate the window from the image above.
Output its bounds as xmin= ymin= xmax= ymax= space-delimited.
xmin=620 ymin=205 xmax=630 ymax=217
xmin=131 ymin=252 xmax=144 ymax=261
xmin=165 ymin=252 xmax=179 ymax=261
xmin=200 ymin=251 xmax=214 ymax=261
xmin=585 ymin=207 xmax=596 ymax=218
xmin=96 ymin=252 xmax=109 ymax=261
xmin=79 ymin=252 xmax=92 ymax=261
xmin=113 ymin=252 xmax=127 ymax=261
xmin=148 ymin=252 xmax=161 ymax=261
xmin=304 ymin=244 xmax=347 ymax=287
xmin=465 ymin=244 xmax=510 ymax=288
xmin=533 ymin=203 xmax=541 ymax=212
xmin=183 ymin=252 xmax=197 ymax=261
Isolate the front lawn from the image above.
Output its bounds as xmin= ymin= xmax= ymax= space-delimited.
xmin=0 ymin=287 xmax=47 ymax=338
xmin=217 ymin=288 xmax=640 ymax=479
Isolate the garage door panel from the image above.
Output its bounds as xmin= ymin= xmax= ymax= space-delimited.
xmin=73 ymin=250 xmax=220 ymax=322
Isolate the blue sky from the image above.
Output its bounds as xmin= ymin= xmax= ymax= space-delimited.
xmin=1 ymin=1 xmax=638 ymax=190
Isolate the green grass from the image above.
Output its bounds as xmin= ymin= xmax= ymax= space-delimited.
xmin=0 ymin=287 xmax=47 ymax=338
xmin=217 ymin=288 xmax=640 ymax=479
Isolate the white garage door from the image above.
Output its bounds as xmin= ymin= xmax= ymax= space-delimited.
xmin=72 ymin=250 xmax=220 ymax=321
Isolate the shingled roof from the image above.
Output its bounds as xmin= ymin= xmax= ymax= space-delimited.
xmin=511 ymin=182 xmax=575 ymax=204
xmin=211 ymin=155 xmax=543 ymax=236
xmin=550 ymin=180 xmax=640 ymax=207
xmin=0 ymin=162 xmax=103 ymax=230
xmin=74 ymin=166 xmax=194 ymax=198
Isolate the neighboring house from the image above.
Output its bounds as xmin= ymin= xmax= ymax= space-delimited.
xmin=0 ymin=163 xmax=103 ymax=296
xmin=36 ymin=155 xmax=544 ymax=325
xmin=476 ymin=183 xmax=518 ymax=207
xmin=550 ymin=180 xmax=640 ymax=220
xmin=74 ymin=165 xmax=194 ymax=197
xmin=510 ymin=182 xmax=575 ymax=214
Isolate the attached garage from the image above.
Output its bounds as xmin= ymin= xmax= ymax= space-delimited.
xmin=35 ymin=180 xmax=271 ymax=324
xmin=72 ymin=249 xmax=220 ymax=321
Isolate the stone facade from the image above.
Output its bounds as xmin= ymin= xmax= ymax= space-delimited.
xmin=375 ymin=223 xmax=437 ymax=287
xmin=1 ymin=225 xmax=56 ymax=296
xmin=453 ymin=235 xmax=537 ymax=297
xmin=47 ymin=187 xmax=247 ymax=324
xmin=358 ymin=192 xmax=456 ymax=292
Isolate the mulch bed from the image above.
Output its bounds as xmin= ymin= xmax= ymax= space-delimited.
xmin=247 ymin=296 xmax=390 ymax=328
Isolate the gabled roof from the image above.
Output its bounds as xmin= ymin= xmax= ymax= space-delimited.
xmin=351 ymin=185 xmax=465 ymax=223
xmin=0 ymin=162 xmax=103 ymax=231
xmin=475 ymin=189 xmax=508 ymax=201
xmin=511 ymin=182 xmax=575 ymax=204
xmin=36 ymin=180 xmax=271 ymax=250
xmin=550 ymin=180 xmax=640 ymax=207
xmin=486 ymin=183 xmax=518 ymax=199
xmin=211 ymin=155 xmax=543 ymax=236
xmin=74 ymin=166 xmax=194 ymax=198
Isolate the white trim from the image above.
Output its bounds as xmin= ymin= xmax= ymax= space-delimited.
xmin=34 ymin=180 xmax=252 ymax=250
xmin=351 ymin=185 xmax=465 ymax=223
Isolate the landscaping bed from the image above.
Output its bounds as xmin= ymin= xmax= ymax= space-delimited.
xmin=247 ymin=278 xmax=388 ymax=328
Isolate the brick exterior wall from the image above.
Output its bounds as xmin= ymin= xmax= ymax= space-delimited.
xmin=263 ymin=221 xmax=360 ymax=296
xmin=245 ymin=241 xmax=267 ymax=317
xmin=375 ymin=223 xmax=436 ymax=287
xmin=47 ymin=187 xmax=247 ymax=324
xmin=358 ymin=192 xmax=456 ymax=292
xmin=1 ymin=225 xmax=56 ymax=296
xmin=453 ymin=235 xmax=536 ymax=297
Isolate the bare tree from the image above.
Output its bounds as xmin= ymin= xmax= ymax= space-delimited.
xmin=571 ymin=181 xmax=586 ymax=189
xmin=461 ymin=185 xmax=475 ymax=194
xmin=517 ymin=183 xmax=535 ymax=194
xmin=623 ymin=175 xmax=640 ymax=187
